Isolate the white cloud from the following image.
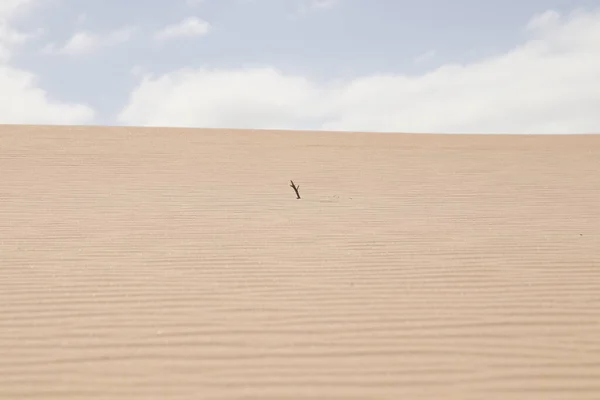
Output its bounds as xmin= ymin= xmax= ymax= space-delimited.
xmin=0 ymin=0 xmax=38 ymax=61
xmin=42 ymin=27 xmax=135 ymax=56
xmin=0 ymin=23 xmax=29 ymax=60
xmin=0 ymin=0 xmax=34 ymax=20
xmin=527 ymin=10 xmax=561 ymax=32
xmin=309 ymin=0 xmax=339 ymax=9
xmin=119 ymin=8 xmax=600 ymax=134
xmin=121 ymin=67 xmax=321 ymax=129
xmin=295 ymin=0 xmax=340 ymax=14
xmin=0 ymin=0 xmax=95 ymax=124
xmin=154 ymin=17 xmax=210 ymax=42
xmin=414 ymin=49 xmax=436 ymax=66
xmin=0 ymin=65 xmax=95 ymax=124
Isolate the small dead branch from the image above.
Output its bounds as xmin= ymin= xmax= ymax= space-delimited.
xmin=290 ymin=180 xmax=301 ymax=199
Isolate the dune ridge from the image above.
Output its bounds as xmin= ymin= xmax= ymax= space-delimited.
xmin=1 ymin=124 xmax=600 ymax=399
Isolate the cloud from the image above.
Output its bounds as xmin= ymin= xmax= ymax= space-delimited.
xmin=527 ymin=10 xmax=561 ymax=32
xmin=119 ymin=8 xmax=600 ymax=134
xmin=309 ymin=0 xmax=339 ymax=9
xmin=0 ymin=0 xmax=39 ymax=61
xmin=0 ymin=0 xmax=95 ymax=124
xmin=0 ymin=0 xmax=34 ymax=20
xmin=0 ymin=65 xmax=95 ymax=124
xmin=121 ymin=67 xmax=321 ymax=129
xmin=154 ymin=17 xmax=210 ymax=42
xmin=413 ymin=49 xmax=436 ymax=66
xmin=42 ymin=27 xmax=135 ymax=56
xmin=296 ymin=0 xmax=341 ymax=14
xmin=0 ymin=22 xmax=32 ymax=60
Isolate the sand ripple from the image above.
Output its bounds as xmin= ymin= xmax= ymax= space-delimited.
xmin=1 ymin=125 xmax=600 ymax=399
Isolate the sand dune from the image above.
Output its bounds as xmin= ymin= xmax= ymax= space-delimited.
xmin=1 ymin=124 xmax=600 ymax=399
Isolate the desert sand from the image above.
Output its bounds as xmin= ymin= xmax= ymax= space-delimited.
xmin=1 ymin=124 xmax=600 ymax=399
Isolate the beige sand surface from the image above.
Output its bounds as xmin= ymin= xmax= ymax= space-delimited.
xmin=1 ymin=124 xmax=600 ymax=399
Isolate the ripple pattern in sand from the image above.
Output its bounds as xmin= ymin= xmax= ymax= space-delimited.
xmin=1 ymin=126 xmax=600 ymax=399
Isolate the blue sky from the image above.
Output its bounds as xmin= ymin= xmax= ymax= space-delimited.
xmin=2 ymin=0 xmax=600 ymax=133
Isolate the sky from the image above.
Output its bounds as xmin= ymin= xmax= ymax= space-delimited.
xmin=1 ymin=0 xmax=600 ymax=133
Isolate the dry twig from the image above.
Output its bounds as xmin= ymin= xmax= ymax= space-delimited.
xmin=290 ymin=180 xmax=301 ymax=199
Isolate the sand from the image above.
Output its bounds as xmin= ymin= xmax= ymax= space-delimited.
xmin=1 ymin=124 xmax=600 ymax=399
